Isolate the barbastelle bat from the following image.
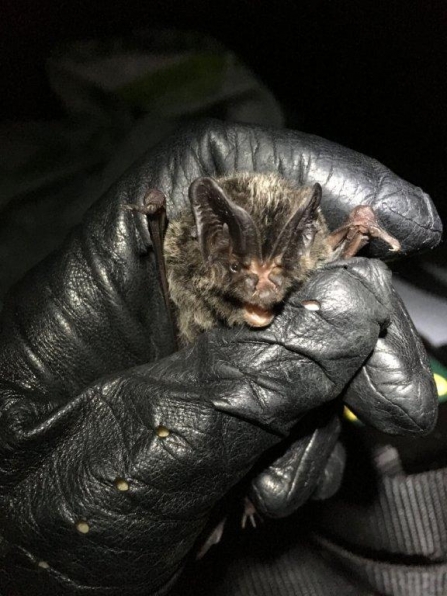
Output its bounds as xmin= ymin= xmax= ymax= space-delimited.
xmin=129 ymin=172 xmax=400 ymax=346
xmin=127 ymin=172 xmax=400 ymax=555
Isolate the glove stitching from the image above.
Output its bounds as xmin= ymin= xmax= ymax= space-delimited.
xmin=223 ymin=337 xmax=337 ymax=388
xmin=368 ymin=157 xmax=387 ymax=203
xmin=362 ymin=366 xmax=424 ymax=432
xmin=384 ymin=201 xmax=441 ymax=234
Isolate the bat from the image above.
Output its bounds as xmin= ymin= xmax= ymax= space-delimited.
xmin=126 ymin=172 xmax=400 ymax=555
xmin=129 ymin=173 xmax=400 ymax=346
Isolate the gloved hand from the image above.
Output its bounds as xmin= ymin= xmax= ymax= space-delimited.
xmin=0 ymin=120 xmax=440 ymax=596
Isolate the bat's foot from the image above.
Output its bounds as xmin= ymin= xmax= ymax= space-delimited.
xmin=123 ymin=189 xmax=167 ymax=216
xmin=327 ymin=205 xmax=401 ymax=259
xmin=196 ymin=518 xmax=227 ymax=560
xmin=241 ymin=497 xmax=262 ymax=530
xmin=196 ymin=498 xmax=262 ymax=560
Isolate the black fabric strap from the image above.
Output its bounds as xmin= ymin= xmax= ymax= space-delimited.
xmin=315 ymin=460 xmax=447 ymax=560
xmin=173 ymin=453 xmax=447 ymax=595
xmin=311 ymin=444 xmax=447 ymax=596
xmin=314 ymin=534 xmax=447 ymax=596
xmin=175 ymin=535 xmax=374 ymax=596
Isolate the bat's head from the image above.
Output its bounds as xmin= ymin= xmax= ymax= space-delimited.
xmin=189 ymin=176 xmax=323 ymax=328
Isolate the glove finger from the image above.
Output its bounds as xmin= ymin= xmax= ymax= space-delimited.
xmin=312 ymin=441 xmax=347 ymax=501
xmin=209 ymin=258 xmax=393 ymax=434
xmin=0 ymin=259 xmax=405 ymax=595
xmin=249 ymin=412 xmax=342 ymax=518
xmin=344 ymin=284 xmax=438 ymax=436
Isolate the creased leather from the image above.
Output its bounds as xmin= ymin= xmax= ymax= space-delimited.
xmin=0 ymin=120 xmax=441 ymax=596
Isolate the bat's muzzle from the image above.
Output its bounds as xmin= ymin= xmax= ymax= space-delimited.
xmin=243 ymin=304 xmax=275 ymax=327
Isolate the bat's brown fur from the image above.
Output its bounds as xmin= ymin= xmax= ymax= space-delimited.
xmin=164 ymin=173 xmax=332 ymax=344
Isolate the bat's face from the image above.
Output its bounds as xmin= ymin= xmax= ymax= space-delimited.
xmin=206 ymin=250 xmax=292 ymax=327
xmin=189 ymin=177 xmax=323 ymax=327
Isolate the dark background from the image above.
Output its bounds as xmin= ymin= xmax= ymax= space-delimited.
xmin=2 ymin=0 xmax=446 ymax=217
xmin=1 ymin=0 xmax=446 ymax=230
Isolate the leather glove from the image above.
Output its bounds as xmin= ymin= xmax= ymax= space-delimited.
xmin=0 ymin=120 xmax=441 ymax=596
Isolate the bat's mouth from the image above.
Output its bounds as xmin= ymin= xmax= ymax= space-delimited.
xmin=243 ymin=304 xmax=275 ymax=327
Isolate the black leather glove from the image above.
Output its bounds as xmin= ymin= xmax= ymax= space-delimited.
xmin=0 ymin=120 xmax=441 ymax=596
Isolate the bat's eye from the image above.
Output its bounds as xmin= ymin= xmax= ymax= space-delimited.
xmin=229 ymin=262 xmax=240 ymax=273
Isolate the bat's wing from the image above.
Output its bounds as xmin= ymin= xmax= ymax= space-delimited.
xmin=328 ymin=205 xmax=401 ymax=259
xmin=125 ymin=190 xmax=178 ymax=348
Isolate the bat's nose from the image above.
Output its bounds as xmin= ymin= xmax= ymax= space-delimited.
xmin=257 ymin=289 xmax=276 ymax=303
xmin=245 ymin=274 xmax=258 ymax=292
xmin=246 ymin=260 xmax=284 ymax=302
xmin=268 ymin=272 xmax=283 ymax=289
xmin=246 ymin=276 xmax=277 ymax=302
xmin=255 ymin=277 xmax=279 ymax=298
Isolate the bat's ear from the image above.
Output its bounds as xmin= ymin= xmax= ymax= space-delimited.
xmin=269 ymin=183 xmax=322 ymax=263
xmin=189 ymin=177 xmax=260 ymax=263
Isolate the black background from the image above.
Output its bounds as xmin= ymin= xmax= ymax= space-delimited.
xmin=1 ymin=0 xmax=446 ymax=222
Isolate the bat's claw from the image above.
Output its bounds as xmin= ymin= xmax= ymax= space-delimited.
xmin=368 ymin=224 xmax=401 ymax=253
xmin=241 ymin=497 xmax=262 ymax=530
xmin=124 ymin=189 xmax=167 ymax=216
